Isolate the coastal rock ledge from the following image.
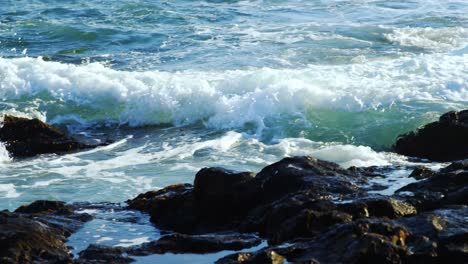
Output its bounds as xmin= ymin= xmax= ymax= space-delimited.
xmin=128 ymin=156 xmax=467 ymax=264
xmin=394 ymin=109 xmax=468 ymax=162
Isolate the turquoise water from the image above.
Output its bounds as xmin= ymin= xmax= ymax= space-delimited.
xmin=0 ymin=0 xmax=467 ymax=261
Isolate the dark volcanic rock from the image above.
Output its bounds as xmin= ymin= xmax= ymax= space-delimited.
xmin=14 ymin=200 xmax=93 ymax=237
xmin=76 ymin=245 xmax=133 ymax=264
xmin=15 ymin=200 xmax=72 ymax=214
xmin=128 ymin=156 xmax=366 ymax=234
xmin=128 ymin=233 xmax=261 ymax=255
xmin=398 ymin=207 xmax=468 ymax=264
xmin=241 ymin=191 xmax=349 ymax=244
xmin=397 ymin=161 xmax=468 ymax=210
xmin=408 ymin=166 xmax=437 ymax=180
xmin=0 ymin=115 xmax=100 ymax=158
xmin=0 ymin=211 xmax=73 ymax=264
xmin=220 ymin=219 xmax=411 ymax=264
xmin=252 ymin=156 xmax=362 ymax=202
xmin=216 ymin=250 xmax=288 ymax=264
xmin=394 ymin=109 xmax=468 ymax=162
xmin=127 ymin=183 xmax=200 ymax=233
xmin=339 ymin=196 xmax=417 ymax=219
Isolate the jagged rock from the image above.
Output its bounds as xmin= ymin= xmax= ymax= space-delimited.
xmin=398 ymin=207 xmax=468 ymax=264
xmin=241 ymin=191 xmax=346 ymax=243
xmin=394 ymin=110 xmax=468 ymax=162
xmin=219 ymin=219 xmax=411 ymax=264
xmin=252 ymin=156 xmax=363 ymax=203
xmin=14 ymin=200 xmax=93 ymax=237
xmin=127 ymin=184 xmax=200 ymax=233
xmin=216 ymin=250 xmax=288 ymax=264
xmin=76 ymin=245 xmax=133 ymax=264
xmin=128 ymin=157 xmax=366 ymax=234
xmin=15 ymin=200 xmax=72 ymax=214
xmin=339 ymin=196 xmax=417 ymax=219
xmin=408 ymin=166 xmax=437 ymax=180
xmin=127 ymin=233 xmax=261 ymax=255
xmin=0 ymin=115 xmax=101 ymax=158
xmin=397 ymin=162 xmax=468 ymax=210
xmin=0 ymin=211 xmax=73 ymax=264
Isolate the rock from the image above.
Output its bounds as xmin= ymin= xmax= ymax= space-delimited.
xmin=128 ymin=157 xmax=366 ymax=234
xmin=408 ymin=166 xmax=436 ymax=180
xmin=219 ymin=219 xmax=411 ymax=264
xmin=127 ymin=233 xmax=261 ymax=255
xmin=339 ymin=196 xmax=417 ymax=219
xmin=394 ymin=109 xmax=468 ymax=162
xmin=76 ymin=244 xmax=133 ymax=264
xmin=127 ymin=184 xmax=200 ymax=233
xmin=0 ymin=115 xmax=100 ymax=158
xmin=193 ymin=167 xmax=254 ymax=199
xmin=397 ymin=162 xmax=468 ymax=210
xmin=216 ymin=250 xmax=288 ymax=264
xmin=15 ymin=200 xmax=72 ymax=214
xmin=241 ymin=191 xmax=349 ymax=244
xmin=253 ymin=156 xmax=363 ymax=203
xmin=14 ymin=200 xmax=93 ymax=237
xmin=0 ymin=211 xmax=73 ymax=263
xmin=398 ymin=207 xmax=468 ymax=264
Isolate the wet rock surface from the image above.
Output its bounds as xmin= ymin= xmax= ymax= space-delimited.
xmin=76 ymin=245 xmax=134 ymax=264
xmin=394 ymin=109 xmax=468 ymax=162
xmin=127 ymin=155 xmax=467 ymax=263
xmin=0 ymin=115 xmax=102 ymax=158
xmin=0 ymin=200 xmax=95 ymax=264
xmin=128 ymin=156 xmax=368 ymax=235
xmin=397 ymin=160 xmax=468 ymax=211
xmin=127 ymin=233 xmax=262 ymax=255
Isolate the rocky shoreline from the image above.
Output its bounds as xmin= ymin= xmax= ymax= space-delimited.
xmin=0 ymin=110 xmax=467 ymax=263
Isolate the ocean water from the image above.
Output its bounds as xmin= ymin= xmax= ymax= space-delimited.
xmin=0 ymin=0 xmax=467 ymax=261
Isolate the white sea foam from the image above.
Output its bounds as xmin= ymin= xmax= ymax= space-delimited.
xmin=0 ymin=143 xmax=11 ymax=164
xmin=384 ymin=27 xmax=468 ymax=50
xmin=0 ymin=183 xmax=20 ymax=198
xmin=0 ymin=56 xmax=466 ymax=129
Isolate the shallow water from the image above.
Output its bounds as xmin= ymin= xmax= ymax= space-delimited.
xmin=0 ymin=0 xmax=467 ymax=260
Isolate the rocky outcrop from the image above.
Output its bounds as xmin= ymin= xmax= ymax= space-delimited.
xmin=127 ymin=156 xmax=467 ymax=263
xmin=394 ymin=110 xmax=468 ymax=162
xmin=0 ymin=200 xmax=94 ymax=263
xmin=0 ymin=211 xmax=72 ymax=264
xmin=76 ymin=245 xmax=134 ymax=264
xmin=397 ymin=160 xmax=468 ymax=211
xmin=0 ymin=115 xmax=102 ymax=158
xmin=127 ymin=156 xmax=367 ymax=234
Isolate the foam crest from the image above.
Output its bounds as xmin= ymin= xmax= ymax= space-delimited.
xmin=0 ymin=183 xmax=20 ymax=198
xmin=384 ymin=27 xmax=468 ymax=50
xmin=0 ymin=143 xmax=12 ymax=164
xmin=260 ymin=137 xmax=404 ymax=168
xmin=0 ymin=56 xmax=466 ymax=130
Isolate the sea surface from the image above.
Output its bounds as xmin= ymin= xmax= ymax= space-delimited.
xmin=0 ymin=0 xmax=467 ymax=262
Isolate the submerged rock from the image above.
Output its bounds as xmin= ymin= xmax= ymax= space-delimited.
xmin=0 ymin=115 xmax=100 ymax=158
xmin=394 ymin=109 xmax=468 ymax=162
